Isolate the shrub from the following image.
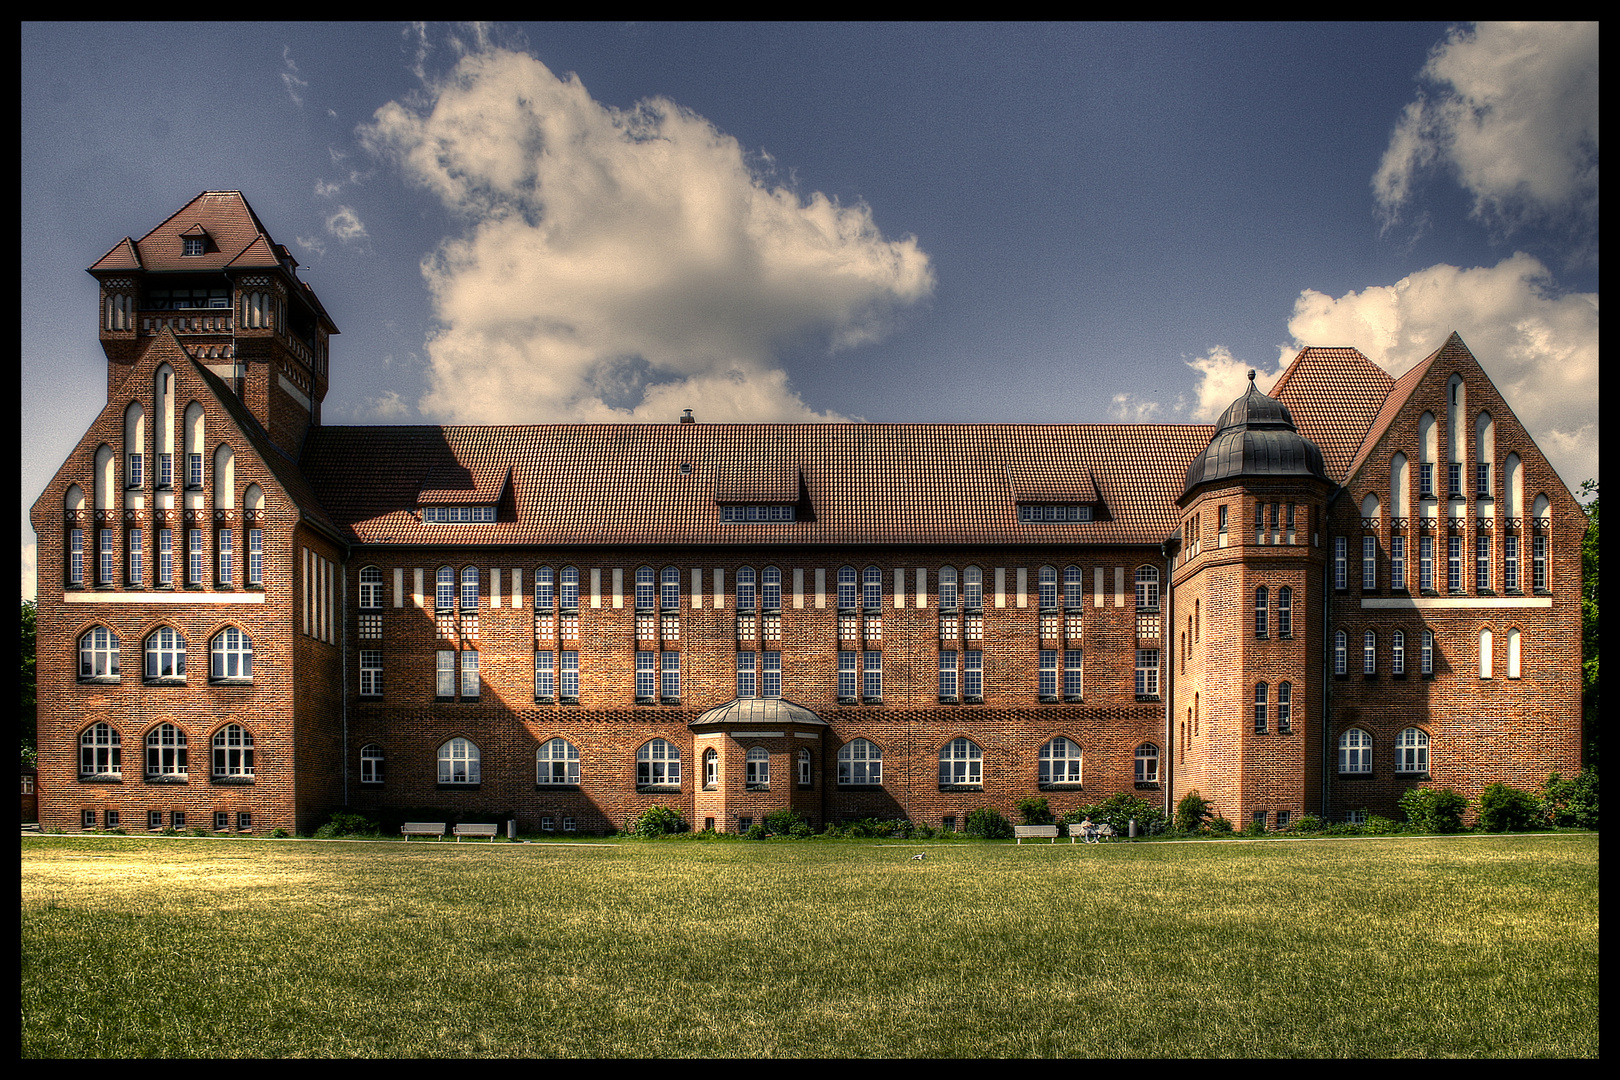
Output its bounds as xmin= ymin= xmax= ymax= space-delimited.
xmin=1176 ymin=790 xmax=1211 ymax=833
xmin=1541 ymin=768 xmax=1599 ymax=829
xmin=1209 ymin=815 xmax=1234 ymax=835
xmin=1016 ymin=797 xmax=1054 ymax=826
xmin=1477 ymin=782 xmax=1542 ymax=832
xmin=628 ymin=804 xmax=684 ymax=837
xmin=1067 ymin=793 xmax=1169 ymax=837
xmin=1287 ymin=814 xmax=1324 ymax=834
xmin=1399 ymin=786 xmax=1468 ymax=834
xmin=1363 ymin=815 xmax=1400 ymax=835
xmin=763 ymin=808 xmax=805 ymax=835
xmin=964 ymin=807 xmax=1013 ymax=839
xmin=744 ymin=823 xmax=768 ymax=840
xmin=789 ymin=821 xmax=814 ymax=839
xmin=1241 ymin=816 xmax=1267 ymax=837
xmin=314 ymin=811 xmax=380 ymax=839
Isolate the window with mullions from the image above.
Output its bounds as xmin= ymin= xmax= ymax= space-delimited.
xmin=534 ymin=651 xmax=555 ymax=699
xmin=1277 ymin=587 xmax=1293 ymax=638
xmin=1134 ymin=567 xmax=1159 ymax=610
xmin=1277 ymin=682 xmax=1292 ymax=732
xmin=217 ymin=529 xmax=233 ymax=586
xmin=1334 ymin=630 xmax=1347 ymax=676
xmin=209 ymin=628 xmax=253 ymax=680
xmin=1334 ymin=537 xmax=1347 ymax=589
xmin=1338 ymin=728 xmax=1372 ymax=774
xmin=145 ymin=723 xmax=188 ymax=778
xmin=211 ymin=725 xmax=254 ymax=778
xmin=1391 ymin=535 xmax=1407 ymax=591
xmin=187 ymin=529 xmax=205 ymax=585
xmin=1392 ymin=631 xmax=1406 ymax=676
xmin=720 ymin=504 xmax=795 ymax=522
xmin=1134 ymin=742 xmax=1159 ymax=784
xmin=736 ymin=567 xmax=756 ymax=611
xmin=938 ymin=738 xmax=982 ymax=787
xmin=1063 ymin=565 xmax=1083 ymax=608
xmin=460 ymin=567 xmax=480 ymax=611
xmin=1254 ymin=587 xmax=1268 ymax=637
xmin=360 ymin=650 xmax=383 ymax=697
xmin=938 ymin=650 xmax=957 ymax=698
xmin=798 ymin=748 xmax=812 ymax=787
xmin=1363 ymin=630 xmax=1377 ymax=675
xmin=438 ymin=738 xmax=480 ymax=784
xmin=560 ymin=651 xmax=579 ymax=697
xmin=188 ymin=452 xmax=203 ymax=489
xmin=98 ymin=528 xmax=115 ymax=585
xmin=1476 ymin=535 xmax=1492 ymax=591
xmin=1421 ymin=629 xmax=1435 ymax=675
xmin=460 ymin=650 xmax=480 ymax=698
xmin=964 ymin=649 xmax=983 ymax=698
xmin=635 ymin=566 xmax=655 ymax=610
xmin=761 ymin=567 xmax=781 ymax=610
xmin=1018 ymin=504 xmax=1092 ymax=522
xmin=838 ymin=739 xmax=882 ymax=785
xmin=736 ymin=652 xmax=756 ymax=698
xmin=533 ymin=567 xmax=556 ymax=610
xmin=1419 ymin=535 xmax=1434 ymax=591
xmin=863 ymin=566 xmax=883 ymax=609
xmin=422 ymin=505 xmax=496 ymax=523
xmin=661 ymin=652 xmax=680 ymax=699
xmin=68 ymin=528 xmax=83 ymax=585
xmin=157 ymin=528 xmax=173 ymax=586
xmin=1363 ymin=535 xmax=1377 ymax=590
xmin=1447 ymin=536 xmax=1463 ymax=591
xmin=761 ymin=651 xmax=780 ymax=698
xmin=837 ymin=651 xmax=857 ymax=698
xmin=559 ymin=567 xmax=580 ymax=609
xmin=862 ymin=651 xmax=883 ymax=700
xmin=1254 ymin=683 xmax=1268 ymax=733
xmin=80 ymin=723 xmax=122 ymax=777
xmin=1038 ymin=566 xmax=1058 ymax=610
xmin=537 ymin=739 xmax=580 ymax=785
xmin=144 ymin=628 xmax=186 ymax=680
xmin=938 ymin=566 xmax=959 ymax=610
xmin=1503 ymin=535 xmax=1520 ymax=591
xmin=1134 ymin=649 xmax=1159 ymax=697
xmin=745 ymin=747 xmax=770 ymax=787
xmin=128 ymin=528 xmax=143 ymax=585
xmin=703 ymin=748 xmax=718 ymax=789
xmin=1395 ymin=728 xmax=1429 ymax=774
xmin=435 ymin=567 xmax=455 ymax=612
xmin=963 ymin=566 xmax=984 ymax=610
xmin=661 ymin=566 xmax=681 ymax=609
xmin=79 ymin=627 xmax=120 ymax=679
xmin=1063 ymin=650 xmax=1083 ymax=698
xmin=637 ymin=739 xmax=681 ymax=786
xmin=359 ymin=566 xmax=384 ymax=609
xmin=1039 ymin=650 xmax=1058 ymax=698
xmin=1040 ymin=737 xmax=1082 ymax=785
xmin=436 ymin=651 xmax=456 ymax=698
xmin=1532 ymin=533 xmax=1548 ymax=591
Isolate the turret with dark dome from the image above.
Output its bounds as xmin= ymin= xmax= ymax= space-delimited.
xmin=1182 ymin=370 xmax=1329 ymax=497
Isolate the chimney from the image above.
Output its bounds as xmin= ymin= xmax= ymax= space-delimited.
xmin=680 ymin=409 xmax=695 ymax=424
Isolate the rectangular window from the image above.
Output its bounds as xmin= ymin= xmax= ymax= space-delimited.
xmin=1391 ymin=535 xmax=1406 ymax=591
xmin=69 ymin=528 xmax=83 ymax=585
xmin=964 ymin=649 xmax=983 ymax=698
xmin=1392 ymin=632 xmax=1405 ymax=676
xmin=761 ymin=651 xmax=780 ymax=698
xmin=535 ymin=650 xmax=555 ymax=698
xmin=1421 ymin=631 xmax=1434 ymax=675
xmin=661 ymin=652 xmax=680 ymax=698
xmin=214 ymin=811 xmax=230 ymax=832
xmin=1255 ymin=501 xmax=1265 ymax=545
xmin=1419 ymin=535 xmax=1434 ymax=592
xmin=436 ymin=651 xmax=456 ymax=698
xmin=237 ymin=812 xmax=252 ymax=832
xmin=1477 ymin=462 xmax=1491 ymax=496
xmin=188 ymin=528 xmax=204 ymax=585
xmin=188 ymin=452 xmax=203 ymax=488
xmin=128 ymin=528 xmax=143 ymax=585
xmin=1362 ymin=535 xmax=1377 ymax=590
xmin=1135 ymin=649 xmax=1160 ymax=698
xmin=98 ymin=528 xmax=115 ymax=584
xmin=1448 ymin=462 xmax=1462 ymax=497
xmin=1254 ymin=589 xmax=1268 ymax=638
xmin=1277 ymin=683 xmax=1292 ymax=733
xmin=149 ymin=810 xmax=163 ymax=831
xmin=1364 ymin=631 xmax=1377 ymax=675
xmin=637 ymin=651 xmax=657 ymax=698
xmin=1504 ymin=535 xmax=1519 ymax=591
xmin=159 ymin=453 xmax=173 ymax=488
xmin=1447 ymin=536 xmax=1462 ymax=591
xmin=1063 ymin=650 xmax=1083 ymax=697
xmin=736 ymin=652 xmax=756 ymax=698
xmin=461 ymin=651 xmax=480 ymax=698
xmin=1333 ymin=536 xmax=1347 ymax=589
xmin=938 ymin=650 xmax=957 ymax=698
xmin=560 ymin=651 xmax=579 ymax=697
xmin=838 ymin=651 xmax=857 ymax=698
xmin=1254 ymin=684 xmax=1268 ymax=733
xmin=1476 ymin=534 xmax=1492 ymax=591
xmin=862 ymin=651 xmax=882 ymax=699
xmin=218 ymin=529 xmax=233 ymax=586
xmin=1277 ymin=588 xmax=1292 ymax=639
xmin=1218 ymin=504 xmax=1228 ymax=546
xmin=1038 ymin=649 xmax=1058 ymax=697
xmin=1532 ymin=533 xmax=1548 ymax=591
xmin=1334 ymin=633 xmax=1347 ymax=676
xmin=1419 ymin=461 xmax=1433 ymax=498
xmin=128 ymin=453 xmax=143 ymax=488
xmin=360 ymin=650 xmax=382 ymax=697
xmin=83 ymin=809 xmax=97 ymax=829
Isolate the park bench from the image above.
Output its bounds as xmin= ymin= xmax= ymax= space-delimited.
xmin=1014 ymin=824 xmax=1060 ymax=844
xmin=401 ymin=822 xmax=445 ymax=840
xmin=454 ymin=823 xmax=500 ymax=842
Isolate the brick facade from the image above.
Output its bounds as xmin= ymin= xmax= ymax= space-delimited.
xmin=30 ymin=193 xmax=1584 ymax=836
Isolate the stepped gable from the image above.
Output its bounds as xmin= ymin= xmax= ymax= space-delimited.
xmin=1268 ymin=346 xmax=1394 ymax=483
xmin=298 ymin=422 xmax=1213 ymax=548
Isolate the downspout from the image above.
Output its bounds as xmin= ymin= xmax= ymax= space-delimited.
xmin=1161 ymin=538 xmax=1176 ymax=824
xmin=341 ymin=561 xmax=349 ymax=809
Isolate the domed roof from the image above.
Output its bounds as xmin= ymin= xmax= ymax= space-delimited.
xmin=692 ymin=697 xmax=826 ymax=728
xmin=1182 ymin=371 xmax=1329 ymax=495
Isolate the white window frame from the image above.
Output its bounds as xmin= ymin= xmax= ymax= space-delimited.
xmin=79 ymin=722 xmax=122 ymax=777
xmin=938 ymin=737 xmax=982 ymax=787
xmin=438 ymin=738 xmax=480 ymax=784
xmin=209 ymin=627 xmax=253 ymax=680
xmin=537 ymin=738 xmax=580 ymax=785
xmin=837 ymin=738 xmax=882 ymax=786
xmin=1039 ymin=737 xmax=1082 ymax=785
xmin=211 ymin=724 xmax=254 ymax=778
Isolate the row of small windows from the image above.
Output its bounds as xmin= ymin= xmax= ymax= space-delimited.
xmin=362 ymin=737 xmax=1161 ymax=789
xmin=67 ymin=526 xmax=263 ymax=589
xmin=1338 ymin=727 xmax=1430 ymax=775
xmin=78 ymin=626 xmax=253 ymax=682
xmin=1333 ymin=626 xmax=1522 ymax=679
xmin=1336 ymin=532 xmax=1549 ymax=593
xmin=80 ymin=809 xmax=255 ymax=833
xmin=78 ymin=722 xmax=253 ymax=779
xmin=378 ymin=565 xmax=1163 ymax=612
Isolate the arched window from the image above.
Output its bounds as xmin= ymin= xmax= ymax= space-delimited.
xmin=435 ymin=566 xmax=455 ymax=612
xmin=1364 ymin=630 xmax=1377 ymax=675
xmin=661 ymin=566 xmax=681 ymax=609
xmin=838 ymin=739 xmax=882 ymax=785
xmin=938 ymin=566 xmax=958 ymax=610
xmin=637 ymin=739 xmax=681 ymax=786
xmin=1277 ymin=586 xmax=1293 ymax=638
xmin=559 ymin=566 xmax=580 ymax=609
xmin=939 ymin=738 xmax=983 ymax=787
xmin=837 ymin=566 xmax=857 ymax=610
xmin=1254 ymin=586 xmax=1269 ymax=637
xmin=124 ymin=402 xmax=145 ymax=489
xmin=80 ymin=723 xmax=122 ymax=777
xmin=1334 ymin=630 xmax=1347 ymax=676
xmin=535 ymin=567 xmax=555 ymax=610
xmin=460 ymin=566 xmax=480 ymax=611
xmin=210 ymin=628 xmax=253 ymax=680
xmin=736 ymin=567 xmax=756 ymax=611
xmin=438 ymin=738 xmax=480 ymax=784
xmin=1395 ymin=728 xmax=1429 ymax=773
xmin=359 ymin=566 xmax=384 ymax=609
xmin=213 ymin=443 xmax=235 ymax=508
xmin=360 ymin=744 xmax=385 ymax=784
xmin=537 ymin=738 xmax=580 ymax=785
xmin=1338 ymin=729 xmax=1372 ymax=774
xmin=145 ymin=723 xmax=188 ymax=778
xmin=211 ymin=725 xmax=254 ymax=778
xmin=1254 ymin=683 xmax=1268 ymax=732
xmin=1063 ymin=566 xmax=1083 ymax=609
xmin=635 ymin=566 xmax=655 ymax=609
xmin=144 ymin=627 xmax=186 ymax=680
xmin=183 ymin=402 xmax=205 ymax=489
xmin=745 ymin=746 xmax=770 ymax=786
xmin=761 ymin=567 xmax=782 ymax=610
xmin=863 ymin=565 xmax=883 ymax=609
xmin=1277 ymin=682 xmax=1293 ymax=732
xmin=1135 ymin=566 xmax=1159 ymax=610
xmin=78 ymin=627 xmax=120 ymax=679
xmin=1134 ymin=742 xmax=1160 ymax=784
xmin=703 ymin=747 xmax=718 ymax=789
xmin=1038 ymin=566 xmax=1058 ymax=610
xmin=1479 ymin=627 xmax=1493 ymax=678
xmin=1039 ymin=737 xmax=1082 ymax=785
xmin=1392 ymin=630 xmax=1406 ymax=675
xmin=1507 ymin=627 xmax=1522 ymax=679
xmin=1421 ymin=629 xmax=1435 ymax=675
xmin=962 ymin=566 xmax=983 ymax=610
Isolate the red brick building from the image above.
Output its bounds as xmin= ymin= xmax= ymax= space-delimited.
xmin=30 ymin=192 xmax=1584 ymax=835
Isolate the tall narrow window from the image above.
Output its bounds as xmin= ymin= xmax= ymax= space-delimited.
xmin=1063 ymin=650 xmax=1083 ymax=698
xmin=1479 ymin=628 xmax=1492 ymax=679
xmin=1390 ymin=535 xmax=1406 ymax=591
xmin=863 ymin=566 xmax=883 ymax=610
xmin=837 ymin=651 xmax=857 ymax=698
xmin=1334 ymin=537 xmax=1347 ymax=589
xmin=436 ymin=650 xmax=456 ymax=698
xmin=461 ymin=650 xmax=480 ymax=698
xmin=1504 ymin=535 xmax=1520 ymax=591
xmin=1038 ymin=650 xmax=1058 ymax=698
xmin=1421 ymin=629 xmax=1434 ymax=675
xmin=359 ymin=566 xmax=383 ymax=608
xmin=157 ymin=528 xmax=173 ymax=586
xmin=461 ymin=567 xmax=480 ymax=611
xmin=1038 ymin=566 xmax=1058 ymax=610
xmin=1448 ymin=537 xmax=1462 ymax=592
xmin=1363 ymin=535 xmax=1377 ymax=590
xmin=661 ymin=566 xmax=681 ymax=609
xmin=1254 ymin=683 xmax=1268 ymax=733
xmin=1134 ymin=742 xmax=1159 ymax=784
xmin=637 ymin=651 xmax=657 ymax=698
xmin=635 ymin=566 xmax=655 ymax=610
xmin=1277 ymin=682 xmax=1292 ymax=733
xmin=247 ymin=528 xmax=262 ymax=586
xmin=1364 ymin=630 xmax=1377 ymax=675
xmin=736 ymin=566 xmax=757 ymax=611
xmin=188 ymin=529 xmax=204 ymax=585
xmin=534 ymin=651 xmax=555 ymax=699
xmin=761 ymin=567 xmax=781 ymax=610
xmin=98 ymin=528 xmax=115 ymax=585
xmin=1277 ymin=586 xmax=1292 ymax=638
xmin=560 ymin=651 xmax=579 ymax=697
xmin=938 ymin=650 xmax=958 ymax=698
xmin=535 ymin=567 xmax=555 ymax=610
xmin=863 ymin=651 xmax=883 ymax=699
xmin=736 ymin=652 xmax=756 ymax=698
xmin=1135 ymin=567 xmax=1159 ymax=610
xmin=435 ymin=567 xmax=455 ymax=612
xmin=1135 ymin=649 xmax=1159 ymax=697
xmin=1392 ymin=630 xmax=1406 ymax=676
xmin=661 ymin=652 xmax=680 ymax=698
xmin=1334 ymin=630 xmax=1347 ymax=676
xmin=963 ymin=567 xmax=983 ymax=610
xmin=559 ymin=567 xmax=580 ymax=609
xmin=1476 ymin=535 xmax=1492 ymax=591
xmin=360 ymin=650 xmax=382 ymax=696
xmin=68 ymin=528 xmax=83 ymax=585
xmin=964 ymin=649 xmax=983 ymax=698
xmin=938 ymin=567 xmax=958 ymax=611
xmin=1254 ymin=587 xmax=1268 ymax=638
xmin=761 ymin=651 xmax=781 ymax=698
xmin=1063 ymin=565 xmax=1083 ymax=608
xmin=1419 ymin=535 xmax=1434 ymax=592
xmin=1532 ymin=533 xmax=1548 ymax=591
xmin=217 ymin=529 xmax=234 ymax=586
xmin=837 ymin=566 xmax=857 ymax=610
xmin=128 ymin=528 xmax=144 ymax=585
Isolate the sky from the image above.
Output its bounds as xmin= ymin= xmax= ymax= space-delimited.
xmin=20 ymin=22 xmax=1599 ymax=602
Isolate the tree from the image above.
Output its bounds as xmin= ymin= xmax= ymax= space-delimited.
xmin=21 ymin=600 xmax=37 ymax=768
xmin=1580 ymin=480 xmax=1598 ymax=764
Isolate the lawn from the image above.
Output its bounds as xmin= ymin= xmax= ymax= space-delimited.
xmin=20 ymin=832 xmax=1598 ymax=1058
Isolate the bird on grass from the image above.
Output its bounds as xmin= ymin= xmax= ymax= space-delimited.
xmin=911 ymin=852 xmax=927 ymax=860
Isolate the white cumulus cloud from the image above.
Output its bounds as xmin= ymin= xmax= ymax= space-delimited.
xmin=1184 ymin=346 xmax=1283 ymax=423
xmin=360 ymin=47 xmax=934 ymax=424
xmin=1374 ymin=22 xmax=1599 ymax=234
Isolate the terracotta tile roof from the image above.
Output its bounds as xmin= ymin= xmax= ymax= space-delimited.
xmin=1269 ymin=346 xmax=1394 ymax=482
xmin=299 ymin=423 xmax=1213 ymax=549
xmin=1338 ymin=332 xmax=1478 ymax=486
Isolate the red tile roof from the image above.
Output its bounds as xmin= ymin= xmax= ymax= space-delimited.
xmin=1270 ymin=346 xmax=1394 ymax=482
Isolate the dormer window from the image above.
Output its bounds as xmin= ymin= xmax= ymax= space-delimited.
xmin=422 ymin=505 xmax=496 ymax=523
xmin=720 ymin=505 xmax=796 ymax=522
xmin=182 ymin=237 xmax=205 ymax=257
xmin=1019 ymin=504 xmax=1093 ymax=522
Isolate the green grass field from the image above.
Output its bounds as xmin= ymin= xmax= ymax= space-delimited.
xmin=21 ymin=833 xmax=1598 ymax=1058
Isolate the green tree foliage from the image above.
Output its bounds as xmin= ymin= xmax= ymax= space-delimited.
xmin=1476 ymin=783 xmax=1541 ymax=832
xmin=1175 ymin=789 xmax=1211 ymax=833
xmin=21 ymin=600 xmax=37 ymax=768
xmin=1542 ymin=769 xmax=1599 ymax=830
xmin=964 ymin=806 xmax=1013 ymax=839
xmin=1015 ymin=796 xmax=1053 ymax=825
xmin=627 ymin=804 xmax=684 ymax=836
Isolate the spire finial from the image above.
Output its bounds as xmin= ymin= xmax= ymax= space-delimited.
xmin=1247 ymin=369 xmax=1256 ymax=385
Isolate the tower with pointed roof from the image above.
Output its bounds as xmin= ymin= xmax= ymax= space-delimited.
xmin=88 ymin=191 xmax=339 ymax=458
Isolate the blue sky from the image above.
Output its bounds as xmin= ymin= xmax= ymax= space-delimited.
xmin=21 ymin=22 xmax=1599 ymax=600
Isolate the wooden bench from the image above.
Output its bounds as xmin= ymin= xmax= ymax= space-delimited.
xmin=454 ymin=823 xmax=500 ymax=842
xmin=401 ymin=822 xmax=445 ymax=840
xmin=1014 ymin=824 xmax=1060 ymax=844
